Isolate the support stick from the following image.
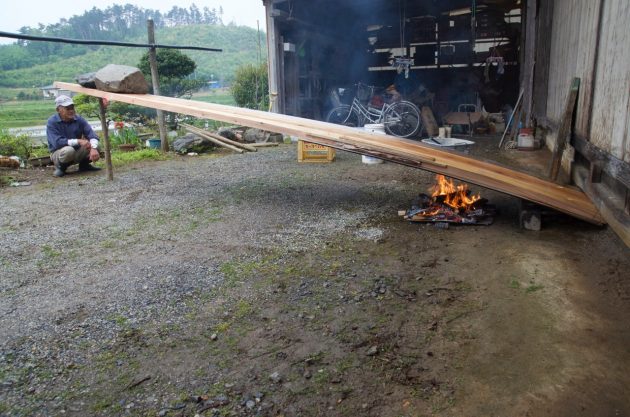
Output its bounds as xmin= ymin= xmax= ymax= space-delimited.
xmin=99 ymin=98 xmax=113 ymax=181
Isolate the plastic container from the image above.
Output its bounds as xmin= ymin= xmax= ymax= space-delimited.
xmin=362 ymin=124 xmax=385 ymax=164
xmin=517 ymin=128 xmax=535 ymax=149
xmin=297 ymin=140 xmax=335 ymax=163
xmin=146 ymin=138 xmax=161 ymax=149
xmin=517 ymin=133 xmax=534 ymax=149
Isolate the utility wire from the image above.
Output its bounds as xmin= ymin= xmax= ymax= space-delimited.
xmin=0 ymin=31 xmax=222 ymax=52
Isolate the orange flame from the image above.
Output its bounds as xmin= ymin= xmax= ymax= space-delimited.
xmin=430 ymin=175 xmax=481 ymax=211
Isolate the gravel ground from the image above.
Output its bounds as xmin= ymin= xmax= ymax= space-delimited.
xmin=0 ymin=147 xmax=432 ymax=415
xmin=1 ymin=145 xmax=629 ymax=417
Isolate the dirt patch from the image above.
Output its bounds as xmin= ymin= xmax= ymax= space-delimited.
xmin=1 ymin=145 xmax=629 ymax=417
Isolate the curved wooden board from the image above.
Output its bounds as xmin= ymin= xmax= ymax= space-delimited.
xmin=55 ymin=82 xmax=604 ymax=224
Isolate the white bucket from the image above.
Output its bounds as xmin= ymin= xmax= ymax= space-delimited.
xmin=362 ymin=124 xmax=385 ymax=164
xmin=517 ymin=133 xmax=534 ymax=149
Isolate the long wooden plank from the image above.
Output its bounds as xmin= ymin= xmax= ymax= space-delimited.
xmin=56 ymin=82 xmax=604 ymax=224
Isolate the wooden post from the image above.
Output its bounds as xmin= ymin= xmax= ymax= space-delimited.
xmin=264 ymin=0 xmax=281 ymax=113
xmin=549 ymin=77 xmax=580 ymax=182
xmin=98 ymin=98 xmax=113 ymax=181
xmin=147 ymin=19 xmax=168 ymax=152
xmin=521 ymin=0 xmax=537 ymax=127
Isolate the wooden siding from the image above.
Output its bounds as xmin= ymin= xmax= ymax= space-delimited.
xmin=545 ymin=0 xmax=629 ymax=163
xmin=546 ymin=0 xmax=601 ymax=139
xmin=589 ymin=0 xmax=630 ymax=163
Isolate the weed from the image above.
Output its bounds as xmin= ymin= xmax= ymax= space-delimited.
xmin=219 ymin=259 xmax=261 ymax=287
xmin=41 ymin=244 xmax=61 ymax=259
xmin=91 ymin=398 xmax=113 ymax=412
xmin=215 ymin=321 xmax=230 ymax=333
xmin=234 ymin=300 xmax=253 ymax=319
xmin=525 ymin=284 xmax=544 ymax=293
xmin=107 ymin=313 xmax=129 ymax=327
xmin=94 ymin=148 xmax=170 ymax=168
xmin=313 ymin=368 xmax=330 ymax=385
xmin=101 ymin=240 xmax=115 ymax=249
xmin=0 ymin=128 xmax=33 ymax=160
xmin=335 ymin=357 xmax=355 ymax=373
xmin=0 ymin=175 xmax=14 ymax=187
xmin=509 ymin=279 xmax=520 ymax=289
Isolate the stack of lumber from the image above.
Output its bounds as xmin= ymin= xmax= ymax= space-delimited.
xmin=180 ymin=123 xmax=257 ymax=153
xmin=55 ymin=82 xmax=604 ymax=225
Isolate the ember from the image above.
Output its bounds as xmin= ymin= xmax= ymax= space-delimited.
xmin=401 ymin=175 xmax=495 ymax=225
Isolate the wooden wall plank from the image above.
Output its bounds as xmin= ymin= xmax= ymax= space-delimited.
xmin=589 ymin=0 xmax=630 ymax=161
xmin=546 ymin=0 xmax=601 ymax=142
xmin=545 ymin=0 xmax=629 ymax=164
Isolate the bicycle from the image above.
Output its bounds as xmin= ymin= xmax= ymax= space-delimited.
xmin=325 ymin=84 xmax=422 ymax=138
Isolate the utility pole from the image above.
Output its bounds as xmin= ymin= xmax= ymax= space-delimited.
xmin=147 ymin=19 xmax=168 ymax=152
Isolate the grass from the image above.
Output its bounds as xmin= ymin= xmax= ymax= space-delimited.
xmin=94 ymin=148 xmax=171 ymax=168
xmin=0 ymin=100 xmax=59 ymax=128
xmin=0 ymin=91 xmax=233 ymax=130
xmin=190 ymin=90 xmax=236 ymax=106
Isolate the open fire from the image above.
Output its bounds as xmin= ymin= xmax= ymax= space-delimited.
xmin=401 ymin=175 xmax=495 ymax=225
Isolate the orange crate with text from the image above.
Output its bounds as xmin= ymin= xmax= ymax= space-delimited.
xmin=297 ymin=140 xmax=336 ymax=163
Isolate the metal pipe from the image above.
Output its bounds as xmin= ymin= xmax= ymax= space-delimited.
xmin=0 ymin=31 xmax=222 ymax=52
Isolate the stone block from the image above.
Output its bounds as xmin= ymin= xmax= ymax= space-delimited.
xmin=94 ymin=64 xmax=149 ymax=94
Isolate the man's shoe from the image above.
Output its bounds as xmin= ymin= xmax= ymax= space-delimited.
xmin=53 ymin=163 xmax=68 ymax=177
xmin=78 ymin=162 xmax=101 ymax=172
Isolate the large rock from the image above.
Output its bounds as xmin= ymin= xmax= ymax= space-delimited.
xmin=268 ymin=132 xmax=284 ymax=143
xmin=76 ymin=72 xmax=97 ymax=89
xmin=217 ymin=127 xmax=238 ymax=141
xmin=243 ymin=128 xmax=266 ymax=143
xmin=173 ymin=133 xmax=215 ymax=154
xmin=94 ymin=64 xmax=149 ymax=94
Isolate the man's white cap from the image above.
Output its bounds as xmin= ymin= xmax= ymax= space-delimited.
xmin=55 ymin=95 xmax=74 ymax=107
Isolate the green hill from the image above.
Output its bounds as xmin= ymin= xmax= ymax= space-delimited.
xmin=0 ymin=24 xmax=266 ymax=90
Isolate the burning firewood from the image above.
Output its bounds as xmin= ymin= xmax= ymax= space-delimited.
xmin=400 ymin=175 xmax=496 ymax=225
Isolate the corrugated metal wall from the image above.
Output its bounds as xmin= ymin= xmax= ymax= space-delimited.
xmin=545 ymin=0 xmax=629 ymax=163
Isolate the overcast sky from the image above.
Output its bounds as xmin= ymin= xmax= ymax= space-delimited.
xmin=0 ymin=0 xmax=266 ymax=44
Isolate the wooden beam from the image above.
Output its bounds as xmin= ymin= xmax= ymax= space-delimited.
xmin=549 ymin=77 xmax=580 ymax=182
xmin=54 ymin=82 xmax=605 ymax=225
xmin=181 ymin=125 xmax=244 ymax=153
xmin=521 ymin=0 xmax=537 ymax=127
xmin=574 ymin=165 xmax=630 ymax=247
xmin=180 ymin=123 xmax=257 ymax=152
xmin=572 ymin=134 xmax=630 ymax=189
xmin=98 ymin=98 xmax=113 ymax=181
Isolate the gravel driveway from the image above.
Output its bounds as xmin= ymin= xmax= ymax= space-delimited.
xmin=1 ymin=145 xmax=629 ymax=417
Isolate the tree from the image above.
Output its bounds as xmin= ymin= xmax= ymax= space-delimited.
xmin=138 ymin=49 xmax=204 ymax=98
xmin=231 ymin=63 xmax=269 ymax=110
xmin=74 ymin=94 xmax=155 ymax=128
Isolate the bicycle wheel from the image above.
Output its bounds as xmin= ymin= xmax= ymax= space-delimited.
xmin=326 ymin=105 xmax=360 ymax=127
xmin=383 ymin=101 xmax=421 ymax=138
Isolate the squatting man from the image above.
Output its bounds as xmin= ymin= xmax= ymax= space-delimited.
xmin=46 ymin=95 xmax=101 ymax=177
